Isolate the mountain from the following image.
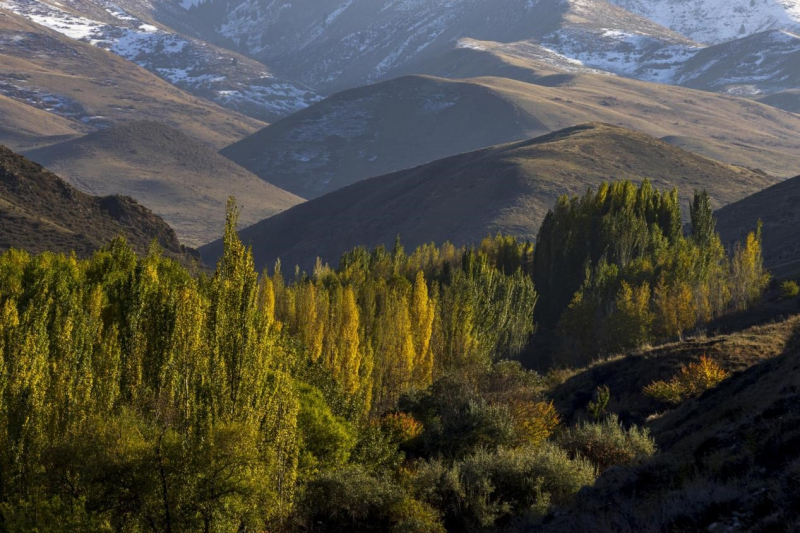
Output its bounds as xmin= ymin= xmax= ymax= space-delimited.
xmin=221 ymin=75 xmax=550 ymax=199
xmin=715 ymin=174 xmax=800 ymax=278
xmin=2 ymin=0 xmax=320 ymax=121
xmin=203 ymin=123 xmax=774 ymax=272
xmin=223 ymin=73 xmax=800 ymax=200
xmin=673 ymin=30 xmax=800 ymax=96
xmin=26 ymin=121 xmax=304 ymax=247
xmin=188 ymin=0 xmax=696 ymax=93
xmin=608 ymin=0 xmax=800 ymax=44
xmin=0 ymin=93 xmax=85 ymax=151
xmin=0 ymin=144 xmax=196 ymax=263
xmin=0 ymin=8 xmax=263 ymax=149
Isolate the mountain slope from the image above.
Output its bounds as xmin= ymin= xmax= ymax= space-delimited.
xmin=2 ymin=0 xmax=320 ymax=121
xmin=224 ymin=73 xmax=800 ymax=200
xmin=609 ymin=0 xmax=800 ymax=44
xmin=716 ymin=175 xmax=800 ymax=278
xmin=190 ymin=0 xmax=695 ymax=93
xmin=26 ymin=121 xmax=304 ymax=247
xmin=0 ymin=8 xmax=263 ymax=148
xmin=203 ymin=123 xmax=774 ymax=272
xmin=673 ymin=30 xmax=800 ymax=96
xmin=0 ymin=144 xmax=195 ymax=263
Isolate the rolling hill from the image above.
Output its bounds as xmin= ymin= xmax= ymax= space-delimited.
xmin=0 ymin=93 xmax=85 ymax=151
xmin=716 ymin=174 xmax=800 ymax=279
xmin=0 ymin=8 xmax=264 ymax=149
xmin=203 ymin=123 xmax=775 ymax=272
xmin=223 ymin=73 xmax=800 ymax=200
xmin=221 ymin=75 xmax=551 ymax=199
xmin=26 ymin=121 xmax=304 ymax=247
xmin=0 ymin=144 xmax=195 ymax=264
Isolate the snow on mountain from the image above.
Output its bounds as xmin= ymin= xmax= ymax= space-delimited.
xmin=187 ymin=0 xmax=698 ymax=94
xmin=608 ymin=0 xmax=800 ymax=44
xmin=674 ymin=29 xmax=800 ymax=95
xmin=1 ymin=0 xmax=320 ymax=121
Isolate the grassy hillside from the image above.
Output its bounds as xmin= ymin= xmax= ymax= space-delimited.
xmin=540 ymin=313 xmax=800 ymax=532
xmin=716 ymin=174 xmax=800 ymax=279
xmin=223 ymin=72 xmax=800 ymax=202
xmin=0 ymin=9 xmax=264 ymax=149
xmin=0 ymin=144 xmax=195 ymax=264
xmin=26 ymin=121 xmax=303 ymax=247
xmin=202 ymin=123 xmax=773 ymax=272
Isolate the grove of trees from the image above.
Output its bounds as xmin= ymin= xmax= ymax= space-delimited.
xmin=0 ymin=183 xmax=769 ymax=531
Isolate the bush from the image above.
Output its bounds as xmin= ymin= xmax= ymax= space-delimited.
xmin=781 ymin=280 xmax=800 ymax=300
xmin=507 ymin=400 xmax=561 ymax=446
xmin=297 ymin=384 xmax=357 ymax=470
xmin=643 ymin=355 xmax=729 ymax=406
xmin=557 ymin=415 xmax=656 ymax=471
xmin=412 ymin=443 xmax=596 ymax=531
xmin=297 ymin=465 xmax=444 ymax=533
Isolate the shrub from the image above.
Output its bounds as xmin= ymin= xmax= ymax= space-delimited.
xmin=781 ymin=280 xmax=800 ymax=300
xmin=298 ymin=465 xmax=444 ymax=533
xmin=557 ymin=414 xmax=656 ymax=471
xmin=412 ymin=443 xmax=596 ymax=531
xmin=587 ymin=385 xmax=611 ymax=421
xmin=643 ymin=355 xmax=729 ymax=406
xmin=508 ymin=400 xmax=561 ymax=446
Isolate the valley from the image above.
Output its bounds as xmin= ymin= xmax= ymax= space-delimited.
xmin=0 ymin=0 xmax=799 ymax=532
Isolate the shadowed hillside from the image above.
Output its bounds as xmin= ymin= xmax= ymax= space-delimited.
xmin=0 ymin=144 xmax=195 ymax=264
xmin=540 ymin=315 xmax=800 ymax=532
xmin=716 ymin=174 xmax=800 ymax=278
xmin=202 ymin=123 xmax=774 ymax=272
xmin=26 ymin=121 xmax=304 ymax=247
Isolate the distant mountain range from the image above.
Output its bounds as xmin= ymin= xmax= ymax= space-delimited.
xmin=201 ymin=123 xmax=776 ymax=272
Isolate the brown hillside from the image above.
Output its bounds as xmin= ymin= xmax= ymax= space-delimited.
xmin=715 ymin=174 xmax=800 ymax=279
xmin=202 ymin=123 xmax=773 ymax=272
xmin=0 ymin=9 xmax=264 ymax=149
xmin=0 ymin=144 xmax=195 ymax=264
xmin=25 ymin=121 xmax=304 ymax=247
